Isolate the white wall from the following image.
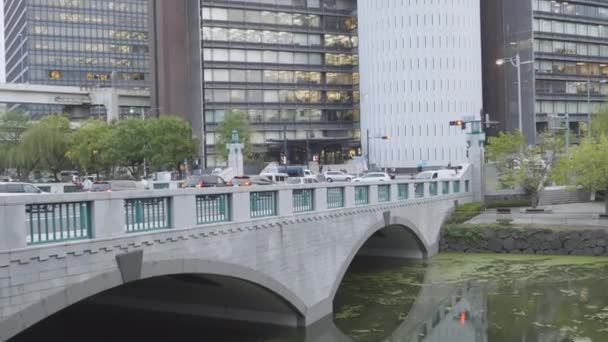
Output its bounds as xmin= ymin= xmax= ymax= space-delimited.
xmin=358 ymin=0 xmax=483 ymax=169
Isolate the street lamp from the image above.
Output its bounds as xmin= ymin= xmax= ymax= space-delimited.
xmin=496 ymin=53 xmax=533 ymax=135
xmin=128 ymin=107 xmax=163 ymax=179
xmin=366 ymin=129 xmax=390 ymax=169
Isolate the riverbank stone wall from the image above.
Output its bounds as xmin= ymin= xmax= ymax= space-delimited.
xmin=440 ymin=226 xmax=608 ymax=256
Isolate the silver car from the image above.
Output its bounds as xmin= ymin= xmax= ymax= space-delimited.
xmin=323 ymin=171 xmax=352 ymax=183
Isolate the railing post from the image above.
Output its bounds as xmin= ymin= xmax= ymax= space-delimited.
xmin=408 ymin=182 xmax=416 ymax=199
xmin=315 ymin=186 xmax=327 ymax=210
xmin=94 ymin=198 xmax=126 ymax=238
xmin=172 ymin=194 xmax=197 ymax=228
xmin=232 ymin=191 xmax=250 ymax=222
xmin=424 ymin=182 xmax=430 ymax=198
xmin=0 ymin=203 xmax=27 ymax=250
xmin=369 ymin=185 xmax=379 ymax=204
xmin=344 ymin=185 xmax=355 ymax=207
xmin=390 ymin=183 xmax=399 ymax=202
xmin=278 ymin=189 xmax=293 ymax=216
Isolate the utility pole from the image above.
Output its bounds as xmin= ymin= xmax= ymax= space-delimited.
xmin=305 ymin=130 xmax=310 ymax=169
xmin=366 ymin=128 xmax=370 ymax=169
xmin=283 ymin=125 xmax=288 ymax=165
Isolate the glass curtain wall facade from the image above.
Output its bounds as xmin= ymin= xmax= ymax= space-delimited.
xmin=3 ymin=0 xmax=149 ymax=119
xmin=201 ymin=0 xmax=360 ymax=167
xmin=533 ymin=0 xmax=608 ymax=137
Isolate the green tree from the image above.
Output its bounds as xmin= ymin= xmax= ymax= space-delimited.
xmin=554 ymin=135 xmax=608 ymax=215
xmin=19 ymin=115 xmax=72 ymax=180
xmin=215 ymin=110 xmax=252 ymax=162
xmin=67 ymin=119 xmax=113 ymax=176
xmin=107 ymin=118 xmax=148 ymax=178
xmin=591 ymin=104 xmax=608 ymax=138
xmin=0 ymin=110 xmax=31 ymax=176
xmin=145 ymin=116 xmax=197 ymax=172
xmin=486 ymin=131 xmax=565 ymax=208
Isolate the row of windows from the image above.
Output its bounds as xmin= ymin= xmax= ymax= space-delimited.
xmin=30 ymin=53 xmax=147 ymax=68
xmin=33 ymin=39 xmax=149 ymax=54
xmin=204 ymin=89 xmax=357 ymax=103
xmin=367 ymin=100 xmax=478 ymax=117
xmin=380 ymin=123 xmax=467 ymax=139
xmin=204 ymin=108 xmax=359 ymax=123
xmin=27 ymin=68 xmax=146 ymax=83
xmin=535 ymin=60 xmax=608 ymax=77
xmin=29 ymin=0 xmax=147 ymax=13
xmin=30 ymin=9 xmax=147 ymax=27
xmin=534 ymin=18 xmax=608 ymax=40
xmin=202 ymin=27 xmax=356 ymax=48
xmin=535 ymin=100 xmax=602 ymax=115
xmin=373 ymin=147 xmax=466 ymax=164
xmin=204 ymin=68 xmax=357 ymax=85
xmin=536 ymin=79 xmax=608 ymax=96
xmin=32 ymin=25 xmax=147 ymax=41
xmin=535 ymin=38 xmax=608 ymax=58
xmin=202 ymin=7 xmax=357 ymax=31
xmin=203 ymin=48 xmax=357 ymax=66
xmin=201 ymin=0 xmax=355 ymax=11
xmin=533 ymin=0 xmax=608 ymax=20
xmin=206 ymin=128 xmax=357 ymax=146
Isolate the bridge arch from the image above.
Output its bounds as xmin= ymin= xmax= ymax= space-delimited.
xmin=5 ymin=259 xmax=307 ymax=341
xmin=330 ymin=216 xmax=428 ymax=301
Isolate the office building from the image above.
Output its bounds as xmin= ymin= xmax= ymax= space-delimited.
xmin=482 ymin=0 xmax=608 ymax=143
xmin=153 ymin=0 xmax=360 ymax=168
xmin=3 ymin=0 xmax=149 ymax=119
xmin=358 ymin=0 xmax=483 ymax=169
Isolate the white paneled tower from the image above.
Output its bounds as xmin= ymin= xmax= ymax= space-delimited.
xmin=358 ymin=0 xmax=483 ymax=169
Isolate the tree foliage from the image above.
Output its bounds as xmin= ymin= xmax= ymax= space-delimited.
xmin=146 ymin=116 xmax=197 ymax=171
xmin=486 ymin=131 xmax=565 ymax=208
xmin=67 ymin=119 xmax=113 ymax=175
xmin=554 ymin=135 xmax=608 ymax=214
xmin=592 ymin=104 xmax=608 ymax=138
xmin=215 ymin=110 xmax=252 ymax=162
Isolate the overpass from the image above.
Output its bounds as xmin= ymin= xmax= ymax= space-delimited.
xmin=0 ymin=169 xmax=473 ymax=340
xmin=0 ymin=83 xmax=150 ymax=121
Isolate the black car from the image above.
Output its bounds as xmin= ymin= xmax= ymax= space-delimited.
xmin=181 ymin=175 xmax=230 ymax=188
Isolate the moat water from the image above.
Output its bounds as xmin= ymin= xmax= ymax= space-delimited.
xmin=13 ymin=254 xmax=608 ymax=342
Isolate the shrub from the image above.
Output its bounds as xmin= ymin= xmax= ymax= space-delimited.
xmin=445 ymin=202 xmax=485 ymax=225
xmin=486 ymin=199 xmax=530 ymax=209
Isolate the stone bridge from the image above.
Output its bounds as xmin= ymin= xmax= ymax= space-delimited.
xmin=0 ymin=169 xmax=472 ymax=340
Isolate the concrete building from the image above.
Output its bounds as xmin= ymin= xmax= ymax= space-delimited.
xmin=357 ymin=0 xmax=483 ymax=169
xmin=482 ymin=0 xmax=608 ymax=143
xmin=3 ymin=0 xmax=150 ymax=119
xmin=152 ymin=0 xmax=361 ymax=168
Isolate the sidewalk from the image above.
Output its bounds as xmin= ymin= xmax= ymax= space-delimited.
xmin=467 ymin=202 xmax=608 ymax=228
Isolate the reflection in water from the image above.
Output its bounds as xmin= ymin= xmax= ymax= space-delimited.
xmin=12 ymin=254 xmax=608 ymax=342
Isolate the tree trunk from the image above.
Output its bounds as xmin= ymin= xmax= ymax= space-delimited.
xmin=531 ymin=192 xmax=539 ymax=209
xmin=605 ymin=190 xmax=608 ymax=215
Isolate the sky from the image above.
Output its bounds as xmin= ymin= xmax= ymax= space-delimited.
xmin=0 ymin=5 xmax=4 ymax=83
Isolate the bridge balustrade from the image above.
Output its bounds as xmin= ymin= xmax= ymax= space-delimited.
xmin=0 ymin=177 xmax=470 ymax=250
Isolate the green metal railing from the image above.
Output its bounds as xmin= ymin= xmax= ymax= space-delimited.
xmin=398 ymin=184 xmax=409 ymax=200
xmin=250 ymin=191 xmax=277 ymax=218
xmin=453 ymin=180 xmax=461 ymax=193
xmin=37 ymin=186 xmax=51 ymax=193
xmin=429 ymin=182 xmax=438 ymax=196
xmin=196 ymin=194 xmax=230 ymax=224
xmin=63 ymin=185 xmax=83 ymax=193
xmin=415 ymin=183 xmax=424 ymax=198
xmin=125 ymin=197 xmax=171 ymax=233
xmin=327 ymin=187 xmax=344 ymax=209
xmin=153 ymin=183 xmax=170 ymax=190
xmin=293 ymin=189 xmax=314 ymax=213
xmin=26 ymin=202 xmax=92 ymax=245
xmin=378 ymin=185 xmax=391 ymax=202
xmin=355 ymin=186 xmax=369 ymax=205
xmin=465 ymin=180 xmax=470 ymax=192
xmin=442 ymin=181 xmax=450 ymax=195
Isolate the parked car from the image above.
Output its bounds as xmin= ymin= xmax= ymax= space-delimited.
xmin=276 ymin=165 xmax=315 ymax=178
xmin=0 ymin=182 xmax=46 ymax=194
xmin=250 ymin=176 xmax=275 ymax=186
xmin=415 ymin=169 xmax=458 ymax=180
xmin=286 ymin=177 xmax=319 ymax=185
xmin=323 ymin=171 xmax=352 ymax=183
xmin=180 ymin=175 xmax=230 ymax=188
xmin=353 ymin=172 xmax=391 ymax=182
xmin=232 ymin=176 xmax=253 ymax=187
xmin=89 ymin=180 xmax=144 ymax=192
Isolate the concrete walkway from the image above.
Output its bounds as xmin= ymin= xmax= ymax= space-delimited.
xmin=468 ymin=202 xmax=608 ymax=228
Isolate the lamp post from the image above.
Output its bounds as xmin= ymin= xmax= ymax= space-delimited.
xmin=366 ymin=129 xmax=391 ymax=169
xmin=496 ymin=53 xmax=533 ymax=135
xmin=129 ymin=107 xmax=163 ymax=179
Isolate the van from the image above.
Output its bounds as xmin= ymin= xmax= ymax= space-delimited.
xmin=259 ymin=172 xmax=289 ymax=184
xmin=415 ymin=169 xmax=458 ymax=180
xmin=276 ymin=166 xmax=314 ymax=178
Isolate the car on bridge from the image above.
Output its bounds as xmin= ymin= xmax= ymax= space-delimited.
xmin=0 ymin=182 xmax=46 ymax=194
xmin=353 ymin=172 xmax=391 ymax=182
xmin=286 ymin=177 xmax=319 ymax=185
xmin=89 ymin=180 xmax=146 ymax=192
xmin=180 ymin=175 xmax=231 ymax=188
xmin=323 ymin=171 xmax=352 ymax=183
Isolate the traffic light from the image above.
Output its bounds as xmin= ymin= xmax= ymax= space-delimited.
xmin=449 ymin=120 xmax=467 ymax=130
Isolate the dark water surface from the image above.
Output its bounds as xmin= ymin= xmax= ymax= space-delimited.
xmin=13 ymin=254 xmax=608 ymax=342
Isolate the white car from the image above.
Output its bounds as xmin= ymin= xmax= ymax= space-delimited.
xmin=286 ymin=177 xmax=319 ymax=185
xmin=323 ymin=171 xmax=352 ymax=183
xmin=353 ymin=172 xmax=391 ymax=182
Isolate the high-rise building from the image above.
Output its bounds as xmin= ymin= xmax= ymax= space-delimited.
xmin=482 ymin=0 xmax=608 ymax=143
xmin=153 ymin=0 xmax=361 ymax=168
xmin=3 ymin=0 xmax=149 ymax=119
xmin=358 ymin=0 xmax=483 ymax=169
